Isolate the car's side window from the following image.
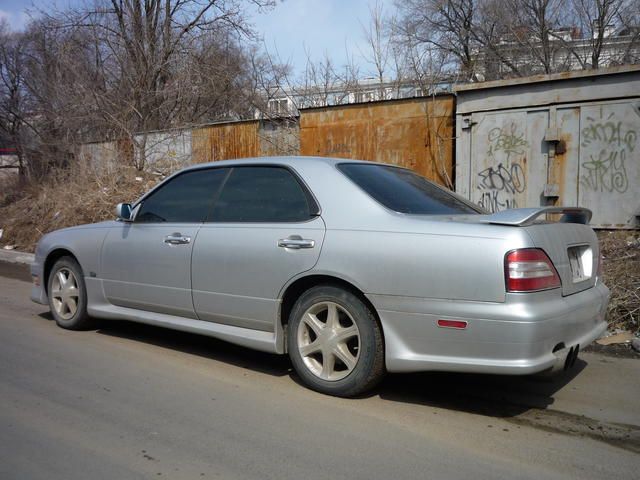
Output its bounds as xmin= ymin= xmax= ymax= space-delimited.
xmin=136 ymin=168 xmax=230 ymax=223
xmin=209 ymin=166 xmax=316 ymax=223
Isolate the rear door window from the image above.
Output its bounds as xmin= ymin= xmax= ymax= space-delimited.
xmin=209 ymin=166 xmax=317 ymax=223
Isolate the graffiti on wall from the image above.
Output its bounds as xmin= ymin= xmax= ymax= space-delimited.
xmin=477 ymin=124 xmax=528 ymax=212
xmin=580 ymin=108 xmax=636 ymax=193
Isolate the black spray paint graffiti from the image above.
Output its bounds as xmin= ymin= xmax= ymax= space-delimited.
xmin=580 ymin=109 xmax=636 ymax=194
xmin=477 ymin=162 xmax=526 ymax=194
xmin=476 ymin=124 xmax=528 ymax=213
xmin=477 ymin=163 xmax=526 ymax=212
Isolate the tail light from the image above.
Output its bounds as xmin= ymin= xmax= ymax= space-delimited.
xmin=505 ymin=248 xmax=561 ymax=292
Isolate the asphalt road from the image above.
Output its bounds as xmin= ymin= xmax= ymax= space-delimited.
xmin=1 ymin=272 xmax=639 ymax=480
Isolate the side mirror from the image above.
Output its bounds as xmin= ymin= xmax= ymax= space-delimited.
xmin=115 ymin=203 xmax=133 ymax=222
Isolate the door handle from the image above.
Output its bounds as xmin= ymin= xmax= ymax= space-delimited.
xmin=278 ymin=236 xmax=315 ymax=249
xmin=164 ymin=233 xmax=191 ymax=245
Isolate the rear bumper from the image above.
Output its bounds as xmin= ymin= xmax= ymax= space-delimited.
xmin=369 ymin=282 xmax=610 ymax=374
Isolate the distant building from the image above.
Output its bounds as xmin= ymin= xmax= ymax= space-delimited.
xmin=257 ymin=25 xmax=640 ymax=119
xmin=473 ymin=25 xmax=640 ymax=80
xmin=258 ymin=77 xmax=454 ymax=119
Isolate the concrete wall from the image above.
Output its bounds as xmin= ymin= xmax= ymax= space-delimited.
xmin=137 ymin=130 xmax=192 ymax=172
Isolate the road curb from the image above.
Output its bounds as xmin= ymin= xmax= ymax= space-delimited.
xmin=0 ymin=249 xmax=33 ymax=283
xmin=0 ymin=249 xmax=34 ymax=265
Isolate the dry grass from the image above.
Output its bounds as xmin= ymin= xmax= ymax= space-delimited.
xmin=598 ymin=230 xmax=640 ymax=333
xmin=1 ymin=168 xmax=638 ymax=333
xmin=0 ymin=164 xmax=161 ymax=252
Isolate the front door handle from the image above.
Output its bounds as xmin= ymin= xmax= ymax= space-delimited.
xmin=278 ymin=235 xmax=315 ymax=249
xmin=164 ymin=233 xmax=191 ymax=245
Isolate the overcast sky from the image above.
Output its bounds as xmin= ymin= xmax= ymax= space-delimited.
xmin=0 ymin=0 xmax=391 ymax=76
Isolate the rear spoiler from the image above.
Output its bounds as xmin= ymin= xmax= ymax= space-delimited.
xmin=480 ymin=207 xmax=592 ymax=227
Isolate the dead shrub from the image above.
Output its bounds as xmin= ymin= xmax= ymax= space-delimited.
xmin=598 ymin=230 xmax=640 ymax=333
xmin=0 ymin=163 xmax=161 ymax=252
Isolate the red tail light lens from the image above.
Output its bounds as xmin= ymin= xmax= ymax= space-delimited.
xmin=505 ymin=248 xmax=561 ymax=292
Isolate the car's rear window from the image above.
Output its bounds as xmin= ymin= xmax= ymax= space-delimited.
xmin=337 ymin=163 xmax=481 ymax=215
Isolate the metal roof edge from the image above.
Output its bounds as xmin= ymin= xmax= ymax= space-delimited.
xmin=299 ymin=92 xmax=454 ymax=112
xmin=454 ymin=64 xmax=640 ymax=93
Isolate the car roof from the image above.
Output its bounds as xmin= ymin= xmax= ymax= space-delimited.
xmin=180 ymin=156 xmax=385 ymax=172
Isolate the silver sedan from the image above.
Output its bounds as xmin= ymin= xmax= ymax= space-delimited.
xmin=30 ymin=157 xmax=610 ymax=397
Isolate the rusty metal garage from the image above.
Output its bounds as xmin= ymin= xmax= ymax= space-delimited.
xmin=455 ymin=65 xmax=640 ymax=228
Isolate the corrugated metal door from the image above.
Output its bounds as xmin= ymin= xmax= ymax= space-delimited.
xmin=578 ymin=101 xmax=640 ymax=227
xmin=551 ymin=107 xmax=581 ymax=208
xmin=461 ymin=100 xmax=640 ymax=227
xmin=467 ymin=110 xmax=549 ymax=213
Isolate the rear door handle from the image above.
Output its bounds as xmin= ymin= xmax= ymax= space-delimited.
xmin=164 ymin=233 xmax=191 ymax=245
xmin=278 ymin=236 xmax=315 ymax=249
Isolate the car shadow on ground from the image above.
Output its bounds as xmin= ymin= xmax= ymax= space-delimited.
xmin=37 ymin=312 xmax=292 ymax=377
xmin=37 ymin=312 xmax=587 ymax=418
xmin=95 ymin=318 xmax=292 ymax=377
xmin=373 ymin=362 xmax=586 ymax=417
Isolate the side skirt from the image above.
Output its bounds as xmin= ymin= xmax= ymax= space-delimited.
xmin=85 ymin=278 xmax=282 ymax=354
xmin=88 ymin=303 xmax=281 ymax=354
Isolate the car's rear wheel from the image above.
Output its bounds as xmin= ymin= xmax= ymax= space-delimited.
xmin=48 ymin=256 xmax=93 ymax=330
xmin=287 ymin=285 xmax=385 ymax=397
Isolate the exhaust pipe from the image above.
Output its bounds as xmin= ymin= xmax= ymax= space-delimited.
xmin=548 ymin=344 xmax=569 ymax=374
xmin=569 ymin=344 xmax=580 ymax=368
xmin=545 ymin=343 xmax=580 ymax=376
xmin=564 ymin=347 xmax=574 ymax=371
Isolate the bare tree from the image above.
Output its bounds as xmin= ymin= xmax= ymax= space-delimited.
xmin=395 ymin=0 xmax=479 ymax=78
xmin=617 ymin=1 xmax=640 ymax=63
xmin=0 ymin=1 xmax=281 ymax=177
xmin=0 ymin=21 xmax=27 ymax=175
xmin=71 ymin=0 xmax=269 ymax=169
xmin=359 ymin=0 xmax=392 ymax=98
xmin=571 ymin=0 xmax=621 ymax=68
xmin=478 ymin=0 xmax=571 ymax=76
xmin=19 ymin=0 xmax=272 ymax=170
xmin=1 ymin=18 xmax=99 ymax=177
xmin=394 ymin=0 xmax=639 ymax=81
xmin=567 ymin=0 xmax=640 ymax=68
xmin=275 ymin=47 xmax=358 ymax=113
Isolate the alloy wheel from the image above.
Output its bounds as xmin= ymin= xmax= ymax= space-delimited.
xmin=296 ymin=301 xmax=361 ymax=381
xmin=51 ymin=268 xmax=80 ymax=320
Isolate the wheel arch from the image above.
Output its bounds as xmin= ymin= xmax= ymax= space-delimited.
xmin=279 ymin=273 xmax=383 ymax=333
xmin=43 ymin=248 xmax=82 ymax=294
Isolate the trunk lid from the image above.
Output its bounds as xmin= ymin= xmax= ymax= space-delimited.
xmin=429 ymin=207 xmax=599 ymax=296
xmin=522 ymin=222 xmax=599 ymax=296
xmin=478 ymin=207 xmax=598 ymax=296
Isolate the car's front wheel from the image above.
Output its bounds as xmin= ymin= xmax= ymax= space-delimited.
xmin=287 ymin=285 xmax=385 ymax=397
xmin=48 ymin=256 xmax=93 ymax=330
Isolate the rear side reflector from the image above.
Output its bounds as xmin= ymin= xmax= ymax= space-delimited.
xmin=437 ymin=319 xmax=468 ymax=329
xmin=505 ymin=248 xmax=561 ymax=292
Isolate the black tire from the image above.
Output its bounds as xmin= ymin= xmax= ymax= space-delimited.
xmin=47 ymin=256 xmax=94 ymax=330
xmin=287 ymin=285 xmax=385 ymax=397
